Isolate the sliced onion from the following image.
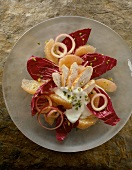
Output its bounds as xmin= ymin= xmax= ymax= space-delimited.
xmin=55 ymin=34 xmax=75 ymax=54
xmin=91 ymin=93 xmax=108 ymax=111
xmin=35 ymin=95 xmax=52 ymax=112
xmin=51 ymin=42 xmax=67 ymax=58
xmin=95 ymin=84 xmax=106 ymax=92
xmin=47 ymin=110 xmax=60 ymax=118
xmin=37 ymin=106 xmax=64 ymax=130
xmin=55 ymin=46 xmax=63 ymax=55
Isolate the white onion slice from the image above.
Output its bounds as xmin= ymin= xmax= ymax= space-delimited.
xmin=51 ymin=42 xmax=67 ymax=58
xmin=47 ymin=109 xmax=60 ymax=118
xmin=35 ymin=95 xmax=52 ymax=112
xmin=91 ymin=93 xmax=108 ymax=111
xmin=55 ymin=34 xmax=75 ymax=54
xmin=56 ymin=47 xmax=63 ymax=55
xmin=37 ymin=106 xmax=64 ymax=130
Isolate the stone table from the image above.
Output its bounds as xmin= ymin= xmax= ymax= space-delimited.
xmin=0 ymin=0 xmax=132 ymax=169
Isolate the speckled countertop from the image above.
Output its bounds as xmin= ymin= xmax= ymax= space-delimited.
xmin=0 ymin=0 xmax=132 ymax=169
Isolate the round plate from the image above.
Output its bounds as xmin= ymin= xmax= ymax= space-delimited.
xmin=2 ymin=16 xmax=132 ymax=152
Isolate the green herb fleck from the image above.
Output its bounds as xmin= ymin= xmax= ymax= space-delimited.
xmin=37 ymin=42 xmax=40 ymax=45
xmin=68 ymin=87 xmax=72 ymax=91
xmin=75 ymin=107 xmax=78 ymax=110
xmin=73 ymin=95 xmax=77 ymax=99
xmin=38 ymin=78 xmax=41 ymax=82
xmin=80 ymin=81 xmax=84 ymax=86
xmin=63 ymin=91 xmax=67 ymax=96
xmin=90 ymin=62 xmax=92 ymax=66
xmin=71 ymin=96 xmax=75 ymax=100
xmin=78 ymin=87 xmax=81 ymax=91
xmin=45 ymin=40 xmax=49 ymax=44
xmin=32 ymin=57 xmax=36 ymax=61
xmin=67 ymin=95 xmax=71 ymax=99
xmin=78 ymin=102 xmax=82 ymax=108
xmin=108 ymin=77 xmax=113 ymax=81
xmin=106 ymin=60 xmax=110 ymax=64
xmin=68 ymin=121 xmax=70 ymax=126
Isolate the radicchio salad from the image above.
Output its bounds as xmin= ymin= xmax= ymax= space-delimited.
xmin=21 ymin=28 xmax=120 ymax=141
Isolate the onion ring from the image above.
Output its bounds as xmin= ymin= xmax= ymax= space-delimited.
xmin=35 ymin=95 xmax=52 ymax=112
xmin=37 ymin=106 xmax=64 ymax=130
xmin=55 ymin=33 xmax=75 ymax=54
xmin=51 ymin=42 xmax=67 ymax=58
xmin=55 ymin=46 xmax=63 ymax=55
xmin=91 ymin=93 xmax=108 ymax=111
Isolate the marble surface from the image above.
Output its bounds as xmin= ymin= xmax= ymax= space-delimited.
xmin=0 ymin=0 xmax=132 ymax=169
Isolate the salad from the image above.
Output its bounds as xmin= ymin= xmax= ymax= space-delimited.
xmin=21 ymin=28 xmax=120 ymax=141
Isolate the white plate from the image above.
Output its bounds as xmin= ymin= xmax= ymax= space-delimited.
xmin=2 ymin=16 xmax=132 ymax=152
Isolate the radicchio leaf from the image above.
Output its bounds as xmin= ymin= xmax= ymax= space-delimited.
xmin=31 ymin=79 xmax=56 ymax=116
xmin=62 ymin=28 xmax=91 ymax=52
xmin=27 ymin=56 xmax=59 ymax=81
xmin=80 ymin=53 xmax=117 ymax=79
xmin=56 ymin=115 xmax=79 ymax=142
xmin=87 ymin=87 xmax=120 ymax=126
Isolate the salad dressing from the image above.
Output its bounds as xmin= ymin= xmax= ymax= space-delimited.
xmin=54 ymin=87 xmax=90 ymax=123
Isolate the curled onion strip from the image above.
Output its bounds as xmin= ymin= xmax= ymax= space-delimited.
xmin=55 ymin=34 xmax=75 ymax=54
xmin=95 ymin=84 xmax=106 ymax=92
xmin=55 ymin=46 xmax=63 ymax=55
xmin=91 ymin=93 xmax=108 ymax=111
xmin=35 ymin=95 xmax=52 ymax=112
xmin=37 ymin=106 xmax=64 ymax=130
xmin=47 ymin=110 xmax=60 ymax=118
xmin=51 ymin=42 xmax=67 ymax=58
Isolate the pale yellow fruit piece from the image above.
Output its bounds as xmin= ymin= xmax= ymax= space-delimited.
xmin=49 ymin=94 xmax=72 ymax=109
xmin=44 ymin=39 xmax=58 ymax=64
xmin=21 ymin=79 xmax=45 ymax=94
xmin=95 ymin=78 xmax=117 ymax=92
xmin=59 ymin=54 xmax=83 ymax=70
xmin=77 ymin=115 xmax=97 ymax=129
xmin=89 ymin=90 xmax=100 ymax=108
xmin=75 ymin=45 xmax=96 ymax=56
